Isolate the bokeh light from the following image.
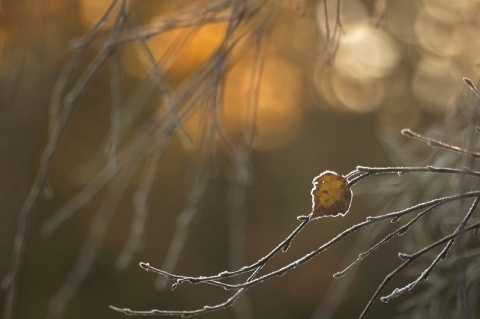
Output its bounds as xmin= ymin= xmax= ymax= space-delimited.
xmin=414 ymin=10 xmax=459 ymax=57
xmin=316 ymin=0 xmax=368 ymax=32
xmin=335 ymin=25 xmax=400 ymax=81
xmin=409 ymin=0 xmax=480 ymax=112
xmin=123 ymin=21 xmax=227 ymax=79
xmin=332 ymin=73 xmax=386 ymax=113
xmin=224 ymin=55 xmax=303 ymax=151
xmin=312 ymin=0 xmax=480 ymax=120
xmin=314 ymin=0 xmax=400 ymax=113
xmin=412 ymin=57 xmax=460 ymax=112
xmin=78 ymin=0 xmax=480 ymax=147
xmin=422 ymin=0 xmax=477 ymax=24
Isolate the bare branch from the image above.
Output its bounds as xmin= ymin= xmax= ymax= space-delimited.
xmin=402 ymin=129 xmax=480 ymax=159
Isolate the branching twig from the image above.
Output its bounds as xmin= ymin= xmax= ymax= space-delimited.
xmin=1 ymin=2 xmax=124 ymax=319
xmin=111 ymin=179 xmax=480 ymax=316
xmin=333 ymin=203 xmax=440 ymax=278
xmin=111 ymin=166 xmax=480 ymax=317
xmin=360 ymin=197 xmax=480 ymax=318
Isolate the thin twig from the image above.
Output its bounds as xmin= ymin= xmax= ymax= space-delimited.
xmin=116 ymin=150 xmax=160 ymax=270
xmin=154 ymin=131 xmax=215 ymax=290
xmin=348 ymin=165 xmax=480 ymax=186
xmin=358 ymin=219 xmax=480 ymax=318
xmin=333 ymin=203 xmax=439 ymax=278
xmin=106 ymin=42 xmax=122 ymax=170
xmin=373 ymin=0 xmax=389 ymax=27
xmin=40 ymin=5 xmax=270 ymax=236
xmin=110 ymin=289 xmax=246 ymax=317
xmin=129 ymin=14 xmax=191 ymax=149
xmin=402 ymin=129 xmax=480 ymax=159
xmin=463 ymin=77 xmax=480 ymax=98
xmin=110 ymin=2 xmax=232 ymax=45
xmin=48 ymin=167 xmax=135 ymax=319
xmin=142 ymin=215 xmax=312 ymax=288
xmin=366 ymin=191 xmax=480 ymax=222
xmin=360 ymin=197 xmax=480 ymax=318
xmin=1 ymin=3 xmax=123 ymax=319
xmin=111 ymin=187 xmax=480 ymax=318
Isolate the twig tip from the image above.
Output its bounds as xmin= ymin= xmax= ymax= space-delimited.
xmin=401 ymin=128 xmax=414 ymax=137
xmin=463 ymin=77 xmax=480 ymax=97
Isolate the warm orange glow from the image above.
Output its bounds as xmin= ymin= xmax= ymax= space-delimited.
xmin=83 ymin=0 xmax=480 ymax=130
xmin=123 ymin=21 xmax=227 ymax=79
xmin=159 ymin=52 xmax=304 ymax=152
xmin=79 ymin=0 xmax=118 ymax=28
xmin=0 ymin=29 xmax=5 ymax=68
xmin=224 ymin=56 xmax=303 ymax=151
